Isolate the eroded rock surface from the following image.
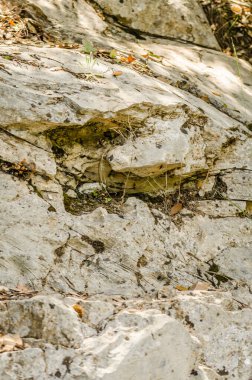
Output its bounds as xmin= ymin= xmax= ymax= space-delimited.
xmin=0 ymin=0 xmax=251 ymax=379
xmin=94 ymin=0 xmax=220 ymax=49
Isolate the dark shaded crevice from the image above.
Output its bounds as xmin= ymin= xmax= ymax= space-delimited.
xmin=81 ymin=235 xmax=105 ymax=253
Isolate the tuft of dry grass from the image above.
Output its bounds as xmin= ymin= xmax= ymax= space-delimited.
xmin=200 ymin=0 xmax=252 ymax=63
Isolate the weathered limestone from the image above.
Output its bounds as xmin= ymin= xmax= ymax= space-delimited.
xmin=94 ymin=0 xmax=220 ymax=49
xmin=3 ymin=0 xmax=107 ymax=43
xmin=83 ymin=309 xmax=198 ymax=380
xmin=169 ymin=293 xmax=252 ymax=380
xmin=0 ymin=296 xmax=198 ymax=380
xmin=0 ymin=173 xmax=69 ymax=289
xmin=0 ymin=44 xmax=250 ymax=197
xmin=0 ymin=296 xmax=85 ymax=348
xmin=0 ymin=0 xmax=251 ymax=378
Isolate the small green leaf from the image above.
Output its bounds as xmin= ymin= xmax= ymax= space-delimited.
xmin=148 ymin=51 xmax=161 ymax=59
xmin=82 ymin=40 xmax=96 ymax=54
xmin=109 ymin=49 xmax=117 ymax=59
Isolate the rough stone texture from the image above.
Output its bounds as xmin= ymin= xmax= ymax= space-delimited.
xmin=0 ymin=0 xmax=251 ymax=379
xmin=170 ymin=293 xmax=252 ymax=380
xmin=0 ymin=296 xmax=86 ymax=348
xmin=83 ymin=309 xmax=198 ymax=380
xmin=3 ymin=0 xmax=107 ymax=43
xmin=0 ymin=296 xmax=198 ymax=380
xmin=94 ymin=0 xmax=220 ymax=49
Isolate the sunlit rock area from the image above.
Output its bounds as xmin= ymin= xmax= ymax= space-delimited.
xmin=0 ymin=0 xmax=251 ymax=379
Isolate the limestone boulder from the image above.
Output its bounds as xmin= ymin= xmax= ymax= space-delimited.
xmin=0 ymin=0 xmax=251 ymax=378
xmin=0 ymin=297 xmax=199 ymax=380
xmin=0 ymin=296 xmax=86 ymax=348
xmin=82 ymin=309 xmax=198 ymax=380
xmin=94 ymin=0 xmax=219 ymax=49
xmin=169 ymin=293 xmax=252 ymax=380
xmin=3 ymin=0 xmax=106 ymax=43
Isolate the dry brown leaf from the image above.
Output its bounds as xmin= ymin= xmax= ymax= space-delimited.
xmin=113 ymin=70 xmax=123 ymax=77
xmin=73 ymin=304 xmax=84 ymax=318
xmin=126 ymin=55 xmax=136 ymax=63
xmin=120 ymin=55 xmax=136 ymax=63
xmin=189 ymin=282 xmax=210 ymax=291
xmin=170 ymin=202 xmax=183 ymax=216
xmin=201 ymin=95 xmax=210 ymax=103
xmin=175 ymin=285 xmax=189 ymax=291
xmin=230 ymin=4 xmax=243 ymax=14
xmin=212 ymin=91 xmax=221 ymax=96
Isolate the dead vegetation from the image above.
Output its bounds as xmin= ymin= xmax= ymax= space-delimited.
xmin=0 ymin=1 xmax=53 ymax=44
xmin=200 ymin=0 xmax=252 ymax=63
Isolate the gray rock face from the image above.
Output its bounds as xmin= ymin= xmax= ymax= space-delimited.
xmin=0 ymin=297 xmax=198 ymax=379
xmin=0 ymin=0 xmax=251 ymax=379
xmin=94 ymin=0 xmax=220 ymax=49
xmin=3 ymin=0 xmax=107 ymax=43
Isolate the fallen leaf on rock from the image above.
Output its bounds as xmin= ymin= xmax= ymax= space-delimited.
xmin=175 ymin=285 xmax=189 ymax=291
xmin=127 ymin=55 xmax=136 ymax=63
xmin=120 ymin=55 xmax=136 ymax=63
xmin=73 ymin=304 xmax=84 ymax=318
xmin=230 ymin=4 xmax=242 ymax=14
xmin=189 ymin=282 xmax=210 ymax=291
xmin=142 ymin=51 xmax=162 ymax=62
xmin=0 ymin=334 xmax=25 ymax=353
xmin=3 ymin=55 xmax=13 ymax=60
xmin=109 ymin=49 xmax=117 ymax=59
xmin=170 ymin=203 xmax=183 ymax=216
xmin=201 ymin=95 xmax=210 ymax=103
xmin=212 ymin=91 xmax=221 ymax=96
xmin=8 ymin=19 xmax=15 ymax=26
xmin=113 ymin=70 xmax=123 ymax=77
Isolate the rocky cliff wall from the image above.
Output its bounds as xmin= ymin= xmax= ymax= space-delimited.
xmin=0 ymin=1 xmax=251 ymax=379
